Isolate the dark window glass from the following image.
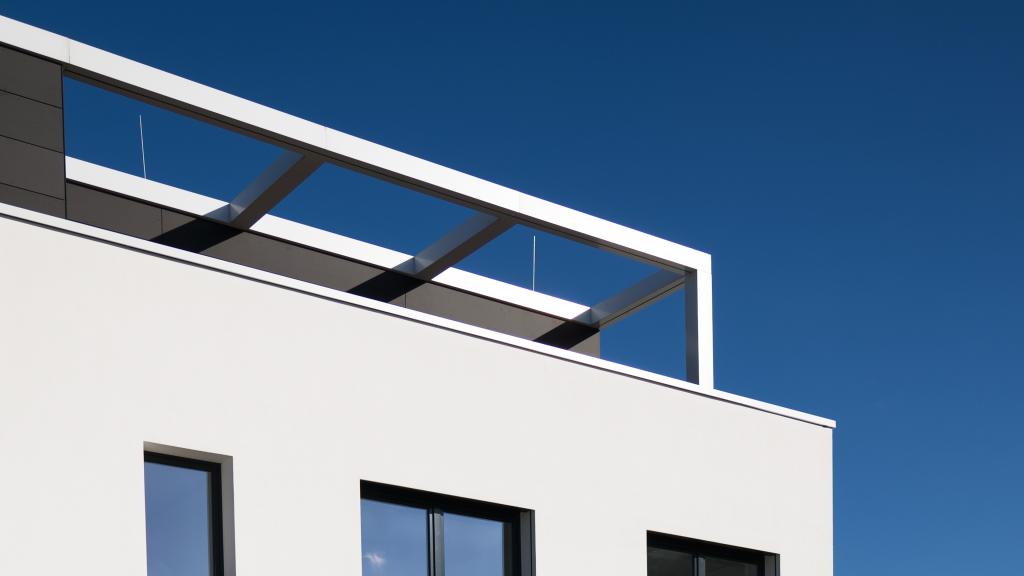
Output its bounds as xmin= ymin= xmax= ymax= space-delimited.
xmin=445 ymin=513 xmax=506 ymax=576
xmin=361 ymin=482 xmax=531 ymax=576
xmin=706 ymin=556 xmax=759 ymax=576
xmin=144 ymin=454 xmax=222 ymax=576
xmin=648 ymin=533 xmax=771 ymax=576
xmin=648 ymin=546 xmax=694 ymax=576
xmin=360 ymin=499 xmax=429 ymax=576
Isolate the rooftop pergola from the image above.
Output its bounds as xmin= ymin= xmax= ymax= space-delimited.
xmin=1 ymin=15 xmax=715 ymax=388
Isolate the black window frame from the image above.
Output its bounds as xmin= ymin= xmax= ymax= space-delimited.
xmin=648 ymin=532 xmax=779 ymax=576
xmin=144 ymin=451 xmax=226 ymax=576
xmin=361 ymin=480 xmax=534 ymax=576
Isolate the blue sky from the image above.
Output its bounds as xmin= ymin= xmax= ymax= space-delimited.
xmin=7 ymin=1 xmax=1023 ymax=574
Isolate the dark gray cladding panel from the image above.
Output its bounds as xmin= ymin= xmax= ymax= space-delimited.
xmin=0 ymin=135 xmax=64 ymax=199
xmin=568 ymin=330 xmax=599 ymax=357
xmin=0 ymin=183 xmax=65 ymax=218
xmin=535 ymin=322 xmax=600 ymax=356
xmin=405 ymin=283 xmax=561 ymax=338
xmin=0 ymin=91 xmax=63 ymax=152
xmin=66 ymin=183 xmax=162 ymax=238
xmin=0 ymin=45 xmax=63 ymax=107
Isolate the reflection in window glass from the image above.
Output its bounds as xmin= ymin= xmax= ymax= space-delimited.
xmin=445 ymin=513 xmax=506 ymax=576
xmin=647 ymin=546 xmax=694 ymax=576
xmin=360 ymin=499 xmax=429 ymax=576
xmin=706 ymin=556 xmax=759 ymax=576
xmin=144 ymin=461 xmax=214 ymax=576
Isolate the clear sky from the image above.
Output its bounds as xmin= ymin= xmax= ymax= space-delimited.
xmin=6 ymin=1 xmax=1022 ymax=574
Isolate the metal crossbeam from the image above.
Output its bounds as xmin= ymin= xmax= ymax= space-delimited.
xmin=585 ymin=269 xmax=687 ymax=328
xmin=401 ymin=213 xmax=513 ymax=280
xmin=226 ymin=151 xmax=322 ymax=229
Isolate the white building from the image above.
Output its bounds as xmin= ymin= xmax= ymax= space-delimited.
xmin=0 ymin=15 xmax=833 ymax=576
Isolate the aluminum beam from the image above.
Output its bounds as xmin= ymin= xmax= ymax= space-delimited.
xmin=685 ymin=269 xmax=714 ymax=387
xmin=585 ymin=269 xmax=687 ymax=328
xmin=401 ymin=213 xmax=513 ymax=280
xmin=0 ymin=16 xmax=709 ymax=273
xmin=226 ymin=151 xmax=321 ymax=229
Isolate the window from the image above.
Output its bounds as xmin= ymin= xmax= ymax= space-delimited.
xmin=361 ymin=481 xmax=534 ymax=576
xmin=648 ymin=532 xmax=778 ymax=576
xmin=144 ymin=451 xmax=225 ymax=576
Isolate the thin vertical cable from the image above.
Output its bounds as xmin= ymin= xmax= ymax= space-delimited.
xmin=531 ymin=235 xmax=536 ymax=291
xmin=138 ymin=114 xmax=148 ymax=179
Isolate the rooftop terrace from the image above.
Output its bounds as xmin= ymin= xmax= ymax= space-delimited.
xmin=0 ymin=15 xmax=833 ymax=427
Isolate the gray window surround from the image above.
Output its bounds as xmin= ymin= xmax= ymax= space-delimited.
xmin=144 ymin=452 xmax=224 ymax=576
xmin=143 ymin=445 xmax=236 ymax=576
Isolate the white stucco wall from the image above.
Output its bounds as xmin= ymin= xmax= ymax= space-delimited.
xmin=0 ymin=214 xmax=832 ymax=575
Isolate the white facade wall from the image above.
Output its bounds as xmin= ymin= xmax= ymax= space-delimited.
xmin=0 ymin=215 xmax=832 ymax=575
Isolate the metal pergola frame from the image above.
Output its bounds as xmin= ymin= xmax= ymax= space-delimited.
xmin=1 ymin=15 xmax=715 ymax=387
